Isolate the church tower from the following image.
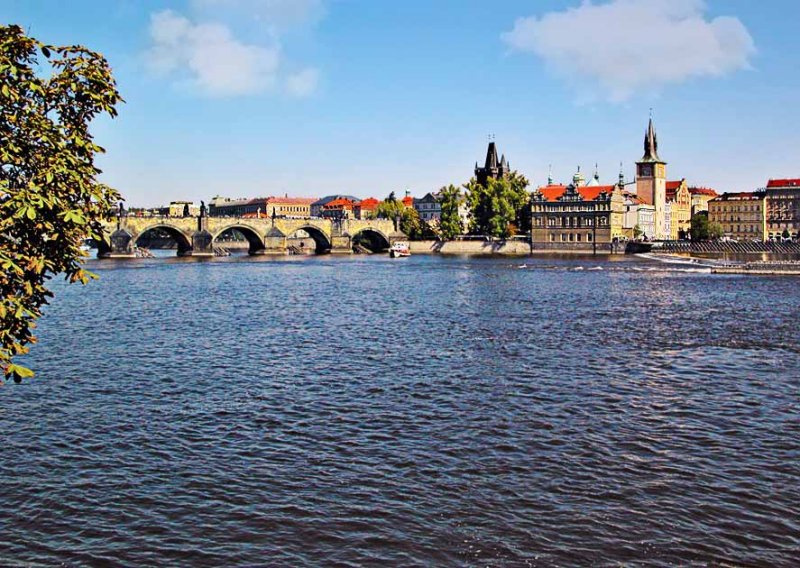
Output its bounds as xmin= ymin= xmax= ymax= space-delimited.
xmin=636 ymin=116 xmax=667 ymax=239
xmin=475 ymin=141 xmax=510 ymax=186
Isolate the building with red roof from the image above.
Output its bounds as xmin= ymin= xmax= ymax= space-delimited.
xmin=320 ymin=197 xmax=356 ymax=219
xmin=354 ymin=197 xmax=380 ymax=219
xmin=530 ymin=167 xmax=626 ymax=252
xmin=688 ymin=186 xmax=719 ymax=216
xmin=663 ymin=179 xmax=691 ymax=239
xmin=210 ymin=195 xmax=317 ymax=218
xmin=765 ymin=178 xmax=800 ymax=239
xmin=708 ymin=191 xmax=767 ymax=241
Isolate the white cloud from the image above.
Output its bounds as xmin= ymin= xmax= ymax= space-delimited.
xmin=146 ymin=9 xmax=318 ymax=98
xmin=286 ymin=67 xmax=319 ymax=97
xmin=501 ymin=0 xmax=755 ymax=101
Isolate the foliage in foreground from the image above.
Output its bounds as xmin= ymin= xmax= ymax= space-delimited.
xmin=437 ymin=184 xmax=464 ymax=240
xmin=465 ymin=171 xmax=530 ymax=238
xmin=1 ymin=25 xmax=121 ymax=382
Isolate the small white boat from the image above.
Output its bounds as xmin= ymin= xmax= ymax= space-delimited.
xmin=389 ymin=241 xmax=410 ymax=258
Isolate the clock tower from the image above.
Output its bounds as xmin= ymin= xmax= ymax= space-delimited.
xmin=636 ymin=117 xmax=667 ymax=239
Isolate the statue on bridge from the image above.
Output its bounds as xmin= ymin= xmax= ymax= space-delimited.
xmin=117 ymin=201 xmax=125 ymax=218
xmin=200 ymin=200 xmax=206 ymax=218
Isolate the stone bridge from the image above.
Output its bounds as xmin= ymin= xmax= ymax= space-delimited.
xmin=98 ymin=215 xmax=404 ymax=257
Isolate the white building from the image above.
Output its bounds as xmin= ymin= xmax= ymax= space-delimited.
xmin=414 ymin=192 xmax=442 ymax=222
xmin=637 ymin=204 xmax=655 ymax=240
xmin=663 ymin=201 xmax=672 ymax=241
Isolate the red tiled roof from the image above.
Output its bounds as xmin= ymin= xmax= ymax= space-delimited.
xmin=666 ymin=181 xmax=682 ymax=191
xmin=689 ymin=187 xmax=718 ymax=197
xmin=358 ymin=197 xmax=379 ymax=209
xmin=267 ymin=197 xmax=316 ymax=205
xmin=402 ymin=195 xmax=414 ymax=207
xmin=711 ymin=192 xmax=764 ymax=201
xmin=766 ymin=178 xmax=800 ymax=188
xmin=536 ymin=184 xmax=615 ymax=202
xmin=324 ymin=198 xmax=355 ymax=208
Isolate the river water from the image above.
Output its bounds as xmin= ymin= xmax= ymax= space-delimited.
xmin=1 ymin=254 xmax=798 ymax=566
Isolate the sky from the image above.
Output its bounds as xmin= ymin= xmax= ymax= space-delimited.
xmin=2 ymin=0 xmax=799 ymax=206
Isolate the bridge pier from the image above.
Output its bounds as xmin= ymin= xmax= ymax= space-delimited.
xmin=330 ymin=235 xmax=353 ymax=254
xmin=257 ymin=227 xmax=289 ymax=255
xmin=99 ymin=228 xmax=136 ymax=258
xmin=182 ymin=230 xmax=214 ymax=257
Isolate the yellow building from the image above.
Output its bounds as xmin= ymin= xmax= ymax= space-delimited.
xmin=167 ymin=201 xmax=199 ymax=217
xmin=666 ymin=179 xmax=691 ymax=239
xmin=265 ymin=197 xmax=315 ymax=218
xmin=689 ymin=187 xmax=719 ymax=216
xmin=708 ymin=192 xmax=767 ymax=241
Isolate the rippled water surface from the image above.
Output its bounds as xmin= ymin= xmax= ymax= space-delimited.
xmin=2 ymin=254 xmax=799 ymax=566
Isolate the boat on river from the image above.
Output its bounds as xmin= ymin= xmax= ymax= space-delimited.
xmin=389 ymin=241 xmax=410 ymax=258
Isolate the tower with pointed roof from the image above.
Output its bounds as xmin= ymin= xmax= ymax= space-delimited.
xmin=636 ymin=116 xmax=667 ymax=239
xmin=475 ymin=141 xmax=510 ymax=186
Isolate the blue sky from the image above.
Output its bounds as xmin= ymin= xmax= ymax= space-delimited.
xmin=2 ymin=0 xmax=799 ymax=206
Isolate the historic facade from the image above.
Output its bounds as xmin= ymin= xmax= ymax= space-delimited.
xmin=209 ymin=196 xmax=316 ymax=218
xmin=708 ymin=192 xmax=767 ymax=241
xmin=475 ymin=141 xmax=510 ymax=186
xmin=414 ymin=192 xmax=442 ymax=222
xmin=354 ymin=197 xmax=379 ymax=220
xmin=311 ymin=195 xmax=360 ymax=217
xmin=635 ymin=118 xmax=667 ymax=239
xmin=689 ymin=187 xmax=719 ymax=216
xmin=666 ymin=179 xmax=691 ymax=239
xmin=320 ymin=197 xmax=355 ymax=219
xmin=765 ymin=178 xmax=800 ymax=240
xmin=530 ymin=169 xmax=625 ymax=251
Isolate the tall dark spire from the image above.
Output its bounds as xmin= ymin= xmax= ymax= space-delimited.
xmin=641 ymin=117 xmax=661 ymax=162
xmin=485 ymin=142 xmax=499 ymax=170
xmin=475 ymin=140 xmax=510 ymax=186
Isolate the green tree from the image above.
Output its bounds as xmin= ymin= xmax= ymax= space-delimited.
xmin=465 ymin=171 xmax=530 ymax=238
xmin=633 ymin=225 xmax=643 ymax=239
xmin=690 ymin=213 xmax=711 ymax=241
xmin=1 ymin=25 xmax=122 ymax=382
xmin=399 ymin=207 xmax=423 ymax=239
xmin=438 ymin=184 xmax=463 ymax=240
xmin=375 ymin=193 xmax=405 ymax=221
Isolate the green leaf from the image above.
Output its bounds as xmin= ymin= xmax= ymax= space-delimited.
xmin=6 ymin=363 xmax=34 ymax=380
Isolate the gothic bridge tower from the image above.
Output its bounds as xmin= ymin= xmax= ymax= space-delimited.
xmin=636 ymin=117 xmax=667 ymax=239
xmin=475 ymin=141 xmax=510 ymax=186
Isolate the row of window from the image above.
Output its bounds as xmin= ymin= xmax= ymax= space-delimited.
xmin=533 ymin=216 xmax=608 ymax=228
xmin=534 ymin=204 xmax=612 ymax=212
xmin=712 ymin=204 xmax=762 ymax=213
xmin=549 ymin=233 xmax=593 ymax=242
xmin=722 ymin=224 xmax=761 ymax=233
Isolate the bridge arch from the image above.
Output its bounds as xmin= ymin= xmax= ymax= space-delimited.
xmin=352 ymin=227 xmax=391 ymax=252
xmin=134 ymin=224 xmax=193 ymax=255
xmin=212 ymin=224 xmax=265 ymax=255
xmin=297 ymin=225 xmax=331 ymax=254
